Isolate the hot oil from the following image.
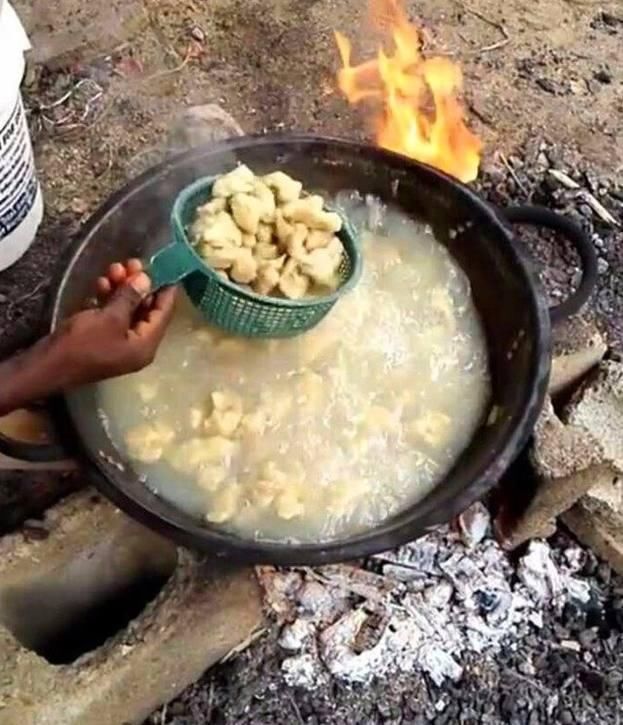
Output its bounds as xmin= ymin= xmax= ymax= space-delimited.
xmin=96 ymin=194 xmax=491 ymax=543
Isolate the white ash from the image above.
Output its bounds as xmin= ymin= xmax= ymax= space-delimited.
xmin=260 ymin=505 xmax=593 ymax=689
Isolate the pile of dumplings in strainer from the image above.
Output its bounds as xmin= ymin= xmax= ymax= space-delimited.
xmin=189 ymin=165 xmax=347 ymax=299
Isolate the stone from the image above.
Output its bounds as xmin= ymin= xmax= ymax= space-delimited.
xmin=190 ymin=25 xmax=205 ymax=43
xmin=0 ymin=489 xmax=264 ymax=724
xmin=563 ymin=498 xmax=623 ymax=576
xmin=594 ymin=68 xmax=613 ymax=85
xmin=457 ymin=502 xmax=491 ymax=548
xmin=517 ymin=541 xmax=564 ymax=602
xmin=549 ymin=335 xmax=607 ymax=396
xmin=167 ymin=104 xmax=244 ymax=153
xmin=566 ymin=361 xmax=623 ymax=473
xmin=500 ymin=360 xmax=623 ymax=550
xmin=127 ymin=105 xmax=245 ymax=177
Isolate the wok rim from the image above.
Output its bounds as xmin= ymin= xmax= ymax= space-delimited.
xmin=51 ymin=133 xmax=551 ymax=565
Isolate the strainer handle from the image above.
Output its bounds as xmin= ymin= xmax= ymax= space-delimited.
xmin=147 ymin=241 xmax=200 ymax=291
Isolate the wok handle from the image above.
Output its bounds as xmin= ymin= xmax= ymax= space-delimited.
xmin=0 ymin=408 xmax=70 ymax=464
xmin=147 ymin=240 xmax=199 ymax=291
xmin=497 ymin=204 xmax=598 ymax=326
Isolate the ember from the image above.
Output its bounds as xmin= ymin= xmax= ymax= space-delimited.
xmin=263 ymin=509 xmax=596 ymax=689
xmin=335 ymin=0 xmax=482 ymax=183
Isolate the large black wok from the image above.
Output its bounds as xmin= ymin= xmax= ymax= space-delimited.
xmin=0 ymin=135 xmax=597 ymax=565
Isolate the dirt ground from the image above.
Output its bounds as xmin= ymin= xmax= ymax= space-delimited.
xmin=1 ymin=0 xmax=623 ymax=722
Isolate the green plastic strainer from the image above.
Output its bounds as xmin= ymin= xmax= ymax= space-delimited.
xmin=148 ymin=175 xmax=362 ymax=338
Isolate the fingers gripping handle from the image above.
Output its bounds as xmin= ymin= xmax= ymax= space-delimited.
xmin=147 ymin=242 xmax=199 ymax=292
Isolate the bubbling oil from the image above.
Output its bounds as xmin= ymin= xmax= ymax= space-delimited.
xmin=96 ymin=194 xmax=491 ymax=543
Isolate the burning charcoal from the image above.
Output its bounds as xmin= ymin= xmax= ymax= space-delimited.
xmin=563 ymin=547 xmax=586 ymax=573
xmin=318 ymin=609 xmax=381 ymax=682
xmin=488 ymin=590 xmax=514 ymax=626
xmin=380 ymin=538 xmax=441 ymax=579
xmin=566 ymin=577 xmax=591 ymax=605
xmin=580 ymin=669 xmax=606 ymax=696
xmin=578 ymin=628 xmax=598 ymax=649
xmin=439 ymin=552 xmax=484 ymax=601
xmin=597 ymin=562 xmax=612 ymax=585
xmin=256 ymin=567 xmax=303 ymax=619
xmin=297 ymin=579 xmax=350 ymax=625
xmin=418 ymin=647 xmax=462 ymax=686
xmin=381 ymin=564 xmax=428 ymax=583
xmin=518 ymin=657 xmax=536 ymax=676
xmin=402 ymin=537 xmax=444 ymax=571
xmin=605 ymin=598 xmax=623 ymax=632
xmin=563 ymin=600 xmax=588 ymax=633
xmin=423 ymin=581 xmax=454 ymax=608
xmin=278 ymin=618 xmax=314 ymax=652
xmin=352 ymin=610 xmax=388 ymax=653
xmin=281 ymin=653 xmax=323 ymax=689
xmin=474 ymin=589 xmax=498 ymax=615
xmin=457 ymin=501 xmax=490 ymax=547
xmin=517 ymin=541 xmax=564 ymax=603
xmin=582 ymin=549 xmax=599 ymax=576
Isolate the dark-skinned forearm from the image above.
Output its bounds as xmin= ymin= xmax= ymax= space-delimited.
xmin=0 ymin=337 xmax=68 ymax=416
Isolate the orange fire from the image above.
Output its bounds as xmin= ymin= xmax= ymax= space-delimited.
xmin=335 ymin=0 xmax=482 ymax=183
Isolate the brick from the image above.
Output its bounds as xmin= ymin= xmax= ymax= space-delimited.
xmin=0 ymin=489 xmax=265 ymax=725
xmin=549 ymin=333 xmax=607 ymax=396
xmin=499 ymin=359 xmax=623 ymax=550
xmin=563 ymin=498 xmax=623 ymax=575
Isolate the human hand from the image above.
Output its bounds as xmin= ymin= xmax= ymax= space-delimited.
xmin=50 ymin=259 xmax=178 ymax=387
xmin=0 ymin=260 xmax=177 ymax=416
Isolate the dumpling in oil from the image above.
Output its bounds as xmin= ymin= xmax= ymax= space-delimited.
xmin=212 ymin=164 xmax=255 ymax=197
xmin=206 ymin=391 xmax=244 ymax=437
xmin=125 ymin=422 xmax=175 ymax=464
xmin=166 ymin=436 xmax=237 ymax=475
xmin=206 ymin=482 xmax=243 ymax=523
xmin=262 ymin=171 xmax=303 ymax=204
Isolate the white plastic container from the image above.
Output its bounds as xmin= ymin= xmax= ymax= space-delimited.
xmin=0 ymin=0 xmax=43 ymax=271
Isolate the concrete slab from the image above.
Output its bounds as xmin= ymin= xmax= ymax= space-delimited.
xmin=0 ymin=489 xmax=265 ymax=725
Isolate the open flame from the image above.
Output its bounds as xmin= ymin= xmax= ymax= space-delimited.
xmin=335 ymin=0 xmax=482 ymax=183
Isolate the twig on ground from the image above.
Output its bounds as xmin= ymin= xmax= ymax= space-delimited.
xmin=205 ymin=680 xmax=215 ymax=723
xmin=578 ymin=189 xmax=620 ymax=227
xmin=548 ymin=169 xmax=620 ymax=227
xmin=303 ymin=565 xmax=394 ymax=603
xmin=94 ymin=141 xmax=115 ymax=179
xmin=6 ymin=280 xmax=48 ymax=316
xmin=548 ymin=168 xmax=581 ymax=190
xmin=160 ymin=703 xmax=167 ymax=725
xmin=288 ymin=694 xmax=305 ymax=725
xmin=220 ymin=626 xmax=267 ymax=663
xmin=37 ymin=78 xmax=103 ymax=111
xmin=30 ymin=77 xmax=105 ymax=138
xmin=143 ymin=45 xmax=193 ymax=82
xmin=452 ymin=1 xmax=511 ymax=54
xmin=467 ymin=100 xmax=493 ymax=126
xmin=499 ymin=153 xmax=529 ymax=196
xmin=505 ymin=669 xmax=550 ymax=695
